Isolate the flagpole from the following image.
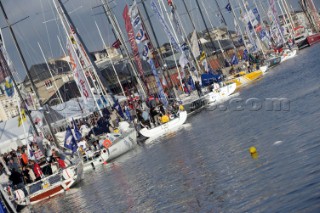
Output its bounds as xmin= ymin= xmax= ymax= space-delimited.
xmin=140 ymin=0 xmax=177 ymax=94
xmin=0 ymin=1 xmax=60 ymax=145
xmin=101 ymin=0 xmax=148 ymax=99
xmin=57 ymin=35 xmax=86 ymax=116
xmin=53 ymin=0 xmax=104 ymax=117
xmin=95 ymin=21 xmax=126 ymax=97
xmin=172 ymin=5 xmax=203 ymax=75
xmin=194 ymin=0 xmax=221 ymax=60
xmin=38 ymin=42 xmax=64 ymax=104
xmin=181 ymin=0 xmax=196 ymax=30
xmin=282 ymin=0 xmax=296 ymax=30
xmin=240 ymin=0 xmax=266 ymax=58
xmin=228 ymin=0 xmax=249 ymax=51
xmin=158 ymin=0 xmax=201 ymax=77
xmin=214 ymin=0 xmax=237 ymax=52
xmin=267 ymin=0 xmax=287 ymax=45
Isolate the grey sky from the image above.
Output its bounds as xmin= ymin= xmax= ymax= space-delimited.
xmin=0 ymin=0 xmax=317 ymax=80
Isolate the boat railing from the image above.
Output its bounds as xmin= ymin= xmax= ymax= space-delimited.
xmin=25 ymin=172 xmax=64 ymax=195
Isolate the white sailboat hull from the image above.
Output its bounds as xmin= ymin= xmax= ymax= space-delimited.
xmin=205 ymin=83 xmax=237 ymax=104
xmin=260 ymin=65 xmax=268 ymax=73
xmin=139 ymin=111 xmax=188 ymax=138
xmin=281 ymin=50 xmax=297 ymax=62
xmin=102 ymin=129 xmax=137 ymax=162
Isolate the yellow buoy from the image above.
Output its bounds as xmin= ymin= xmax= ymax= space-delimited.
xmin=249 ymin=146 xmax=257 ymax=154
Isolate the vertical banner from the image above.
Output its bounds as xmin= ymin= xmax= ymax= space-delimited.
xmin=67 ymin=37 xmax=92 ymax=103
xmin=148 ymin=59 xmax=168 ymax=107
xmin=123 ymin=5 xmax=145 ymax=79
xmin=150 ymin=0 xmax=180 ymax=52
xmin=0 ymin=33 xmax=14 ymax=97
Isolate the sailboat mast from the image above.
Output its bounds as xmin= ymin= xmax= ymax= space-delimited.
xmin=240 ymin=0 xmax=266 ymax=57
xmin=181 ymin=0 xmax=196 ymax=31
xmin=53 ymin=0 xmax=106 ymax=117
xmin=0 ymin=1 xmax=59 ymax=145
xmin=198 ymin=0 xmax=227 ymax=61
xmin=55 ymin=0 xmax=110 ymax=99
xmin=228 ymin=0 xmax=249 ymax=51
xmin=194 ymin=0 xmax=218 ymax=59
xmin=95 ymin=21 xmax=126 ymax=97
xmin=140 ymin=0 xmax=176 ymax=92
xmin=214 ymin=0 xmax=237 ymax=52
xmin=100 ymin=0 xmax=148 ymax=99
xmin=38 ymin=42 xmax=64 ymax=104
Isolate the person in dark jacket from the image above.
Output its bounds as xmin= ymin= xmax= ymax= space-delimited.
xmin=9 ymin=168 xmax=24 ymax=186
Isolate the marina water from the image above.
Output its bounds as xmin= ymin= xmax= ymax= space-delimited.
xmin=31 ymin=45 xmax=320 ymax=212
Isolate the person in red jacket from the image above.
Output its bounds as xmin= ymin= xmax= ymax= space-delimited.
xmin=56 ymin=157 xmax=66 ymax=169
xmin=30 ymin=161 xmax=43 ymax=181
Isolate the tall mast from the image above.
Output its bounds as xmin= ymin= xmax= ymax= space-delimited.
xmin=101 ymin=0 xmax=147 ymax=98
xmin=198 ymin=0 xmax=227 ymax=61
xmin=55 ymin=0 xmax=110 ymax=97
xmin=240 ymin=0 xmax=266 ymax=57
xmin=194 ymin=0 xmax=218 ymax=59
xmin=158 ymin=0 xmax=201 ymax=76
xmin=228 ymin=0 xmax=249 ymax=51
xmin=53 ymin=0 xmax=105 ymax=116
xmin=0 ymin=1 xmax=59 ymax=145
xmin=95 ymin=21 xmax=125 ymax=97
xmin=181 ymin=0 xmax=196 ymax=31
xmin=214 ymin=0 xmax=237 ymax=51
xmin=38 ymin=42 xmax=64 ymax=103
xmin=140 ymin=0 xmax=176 ymax=92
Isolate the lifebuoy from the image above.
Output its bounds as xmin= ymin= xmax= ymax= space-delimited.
xmin=103 ymin=139 xmax=112 ymax=149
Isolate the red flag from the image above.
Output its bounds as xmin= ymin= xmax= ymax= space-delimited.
xmin=112 ymin=39 xmax=121 ymax=49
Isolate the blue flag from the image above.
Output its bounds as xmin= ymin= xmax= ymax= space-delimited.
xmin=72 ymin=119 xmax=82 ymax=141
xmin=113 ymin=99 xmax=125 ymax=118
xmin=64 ymin=126 xmax=78 ymax=153
xmin=243 ymin=49 xmax=249 ymax=61
xmin=101 ymin=95 xmax=108 ymax=106
xmin=225 ymin=3 xmax=232 ymax=12
xmin=252 ymin=8 xmax=260 ymax=23
xmin=231 ymin=54 xmax=239 ymax=65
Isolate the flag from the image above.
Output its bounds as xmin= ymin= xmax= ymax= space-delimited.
xmin=148 ymin=59 xmax=168 ymax=107
xmin=243 ymin=49 xmax=249 ymax=61
xmin=100 ymin=95 xmax=108 ymax=106
xmin=67 ymin=35 xmax=92 ymax=103
xmin=73 ymin=118 xmax=82 ymax=141
xmin=179 ymin=53 xmax=189 ymax=69
xmin=225 ymin=3 xmax=232 ymax=12
xmin=200 ymin=51 xmax=206 ymax=61
xmin=191 ymin=31 xmax=200 ymax=58
xmin=135 ymin=27 xmax=147 ymax=44
xmin=27 ymin=144 xmax=35 ymax=160
xmin=202 ymin=58 xmax=209 ymax=72
xmin=252 ymin=8 xmax=260 ymax=23
xmin=64 ymin=126 xmax=78 ymax=153
xmin=129 ymin=0 xmax=139 ymax=18
xmin=123 ymin=5 xmax=145 ymax=78
xmin=18 ymin=109 xmax=27 ymax=127
xmin=113 ymin=99 xmax=125 ymax=118
xmin=142 ymin=41 xmax=151 ymax=60
xmin=4 ymin=77 xmax=14 ymax=97
xmin=231 ymin=54 xmax=239 ymax=65
xmin=132 ymin=15 xmax=141 ymax=28
xmin=112 ymin=39 xmax=121 ymax=49
xmin=151 ymin=0 xmax=180 ymax=52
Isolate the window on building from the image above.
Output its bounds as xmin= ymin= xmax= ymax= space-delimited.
xmin=44 ymin=80 xmax=53 ymax=89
